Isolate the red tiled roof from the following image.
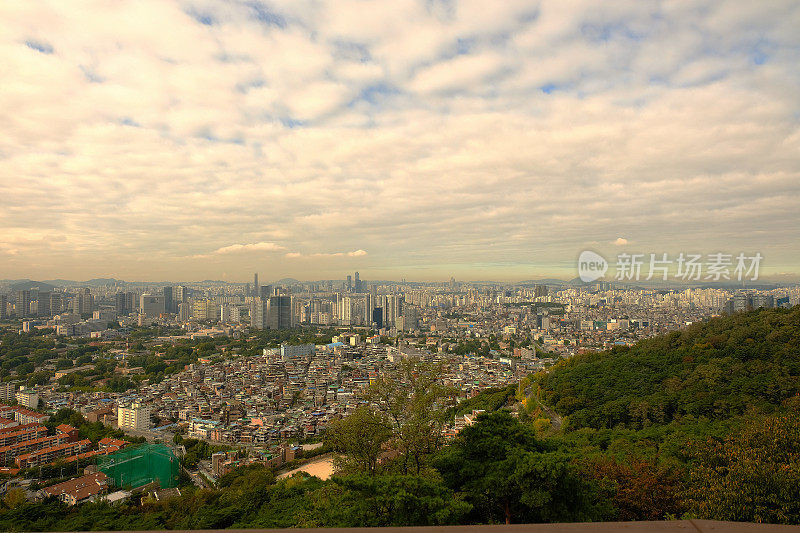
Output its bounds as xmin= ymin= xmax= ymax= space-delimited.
xmin=41 ymin=472 xmax=108 ymax=502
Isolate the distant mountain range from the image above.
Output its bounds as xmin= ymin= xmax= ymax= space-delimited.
xmin=1 ymin=276 xmax=795 ymax=291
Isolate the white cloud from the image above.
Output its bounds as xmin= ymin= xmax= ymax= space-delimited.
xmin=0 ymin=0 xmax=798 ymax=281
xmin=196 ymin=242 xmax=286 ymax=258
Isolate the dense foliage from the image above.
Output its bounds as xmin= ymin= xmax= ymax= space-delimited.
xmin=538 ymin=307 xmax=800 ymax=431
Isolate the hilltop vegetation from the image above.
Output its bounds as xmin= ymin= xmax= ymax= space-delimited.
xmin=539 ymin=307 xmax=800 ymax=430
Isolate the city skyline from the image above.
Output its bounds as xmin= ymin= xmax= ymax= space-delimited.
xmin=2 ymin=1 xmax=800 ymax=281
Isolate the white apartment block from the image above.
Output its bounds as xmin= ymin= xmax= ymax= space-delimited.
xmin=117 ymin=402 xmax=152 ymax=430
xmin=15 ymin=388 xmax=39 ymax=409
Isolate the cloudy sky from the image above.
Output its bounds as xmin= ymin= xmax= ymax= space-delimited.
xmin=1 ymin=1 xmax=799 ymax=282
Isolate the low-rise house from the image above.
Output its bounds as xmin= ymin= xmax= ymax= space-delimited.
xmin=40 ymin=472 xmax=109 ymax=506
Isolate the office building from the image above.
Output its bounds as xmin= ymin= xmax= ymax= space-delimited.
xmin=163 ymin=286 xmax=174 ymax=314
xmin=139 ymin=294 xmax=165 ymax=319
xmin=16 ymin=290 xmax=31 ymax=318
xmin=175 ymin=286 xmax=188 ymax=305
xmin=35 ymin=291 xmax=51 ymax=317
xmin=72 ymin=288 xmax=94 ymax=316
xmin=49 ymin=292 xmax=63 ymax=315
xmin=0 ymin=294 xmax=6 ymax=320
xmin=267 ymin=295 xmax=291 ymax=329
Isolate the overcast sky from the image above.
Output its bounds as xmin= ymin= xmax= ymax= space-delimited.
xmin=1 ymin=1 xmax=799 ymax=282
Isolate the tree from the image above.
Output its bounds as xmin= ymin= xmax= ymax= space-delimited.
xmin=434 ymin=410 xmax=611 ymax=524
xmin=366 ymin=357 xmax=457 ymax=474
xmin=325 ymin=406 xmax=392 ymax=476
xmin=300 ymin=474 xmax=471 ymax=527
xmin=582 ymin=456 xmax=686 ymax=521
xmin=684 ymin=406 xmax=800 ymax=524
xmin=3 ymin=488 xmax=27 ymax=509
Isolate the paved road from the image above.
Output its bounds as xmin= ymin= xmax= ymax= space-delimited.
xmin=538 ymin=401 xmax=562 ymax=430
xmin=182 ymin=465 xmax=211 ymax=488
xmin=522 ymin=382 xmax=563 ymax=430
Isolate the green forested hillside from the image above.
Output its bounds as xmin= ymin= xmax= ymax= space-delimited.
xmin=539 ymin=307 xmax=800 ymax=431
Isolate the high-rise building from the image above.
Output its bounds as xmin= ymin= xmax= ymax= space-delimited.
xmin=72 ymin=288 xmax=94 ymax=316
xmin=16 ymin=290 xmax=31 ymax=318
xmin=0 ymin=295 xmax=6 ymax=320
xmin=364 ymin=294 xmax=373 ymax=324
xmin=16 ymin=387 xmax=39 ymax=409
xmin=250 ymin=297 xmax=265 ymax=329
xmin=260 ymin=285 xmax=273 ymax=300
xmin=175 ymin=286 xmax=188 ymax=305
xmin=49 ymin=293 xmax=63 ymax=315
xmin=0 ymin=381 xmax=14 ymax=402
xmin=346 ymin=275 xmax=352 ymax=292
xmin=163 ymin=286 xmax=174 ymax=314
xmin=178 ymin=302 xmax=190 ymax=322
xmin=192 ymin=299 xmax=220 ymax=322
xmin=253 ymin=273 xmax=259 ymax=298
xmin=752 ymin=294 xmax=774 ymax=309
xmin=339 ymin=296 xmax=353 ymax=325
xmin=267 ymin=295 xmax=291 ymax=329
xmin=114 ymin=291 xmax=137 ymax=316
xmin=140 ymin=294 xmax=165 ymax=318
xmin=114 ymin=292 xmax=126 ymax=316
xmin=383 ymin=294 xmax=404 ymax=327
xmin=354 ymin=272 xmax=361 ymax=292
xmin=250 ymin=292 xmax=291 ymax=330
xmin=372 ymin=307 xmax=383 ymax=329
xmin=117 ymin=401 xmax=152 ymax=430
xmin=402 ymin=304 xmax=419 ymax=331
xmin=36 ymin=291 xmax=52 ymax=317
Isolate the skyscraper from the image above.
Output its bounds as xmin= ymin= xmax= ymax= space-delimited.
xmin=140 ymin=294 xmax=165 ymax=318
xmin=346 ymin=275 xmax=352 ymax=292
xmin=0 ymin=295 xmax=6 ymax=320
xmin=364 ymin=294 xmax=372 ymax=324
xmin=175 ymin=285 xmax=187 ymax=304
xmin=36 ymin=291 xmax=51 ymax=317
xmin=115 ymin=292 xmax=127 ymax=315
xmin=163 ymin=286 xmax=174 ymax=314
xmin=372 ymin=307 xmax=383 ymax=328
xmin=354 ymin=271 xmax=361 ymax=292
xmin=260 ymin=285 xmax=273 ymax=300
xmin=16 ymin=290 xmax=31 ymax=318
xmin=339 ymin=296 xmax=353 ymax=325
xmin=49 ymin=293 xmax=62 ymax=315
xmin=254 ymin=273 xmax=259 ymax=298
xmin=72 ymin=288 xmax=94 ymax=316
xmin=267 ymin=295 xmax=291 ymax=329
